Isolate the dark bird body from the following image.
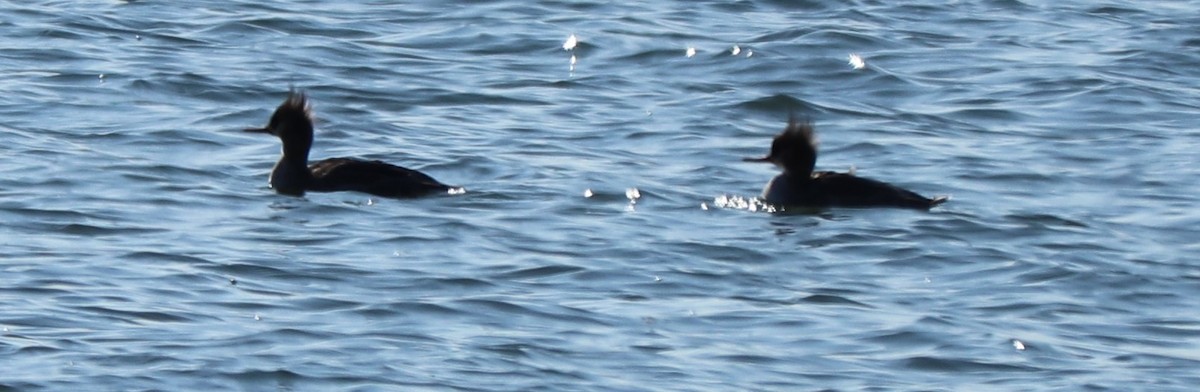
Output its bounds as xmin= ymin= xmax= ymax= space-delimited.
xmin=745 ymin=118 xmax=946 ymax=210
xmin=245 ymin=91 xmax=452 ymax=198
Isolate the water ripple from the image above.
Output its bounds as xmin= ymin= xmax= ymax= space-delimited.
xmin=2 ymin=0 xmax=1198 ymax=390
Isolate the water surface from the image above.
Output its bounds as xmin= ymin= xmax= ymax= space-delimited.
xmin=2 ymin=1 xmax=1199 ymax=390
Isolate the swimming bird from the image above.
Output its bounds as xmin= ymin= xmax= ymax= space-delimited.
xmin=743 ymin=117 xmax=947 ymax=209
xmin=245 ymin=90 xmax=454 ymax=198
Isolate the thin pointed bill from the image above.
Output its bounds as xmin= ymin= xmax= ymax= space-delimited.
xmin=742 ymin=156 xmax=772 ymax=163
xmin=244 ymin=127 xmax=271 ymax=134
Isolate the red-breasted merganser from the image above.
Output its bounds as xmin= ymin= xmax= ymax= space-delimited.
xmin=245 ymin=90 xmax=454 ymax=198
xmin=744 ymin=117 xmax=947 ymax=209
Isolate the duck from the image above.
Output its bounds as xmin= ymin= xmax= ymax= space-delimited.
xmin=244 ymin=90 xmax=454 ymax=198
xmin=744 ymin=117 xmax=947 ymax=209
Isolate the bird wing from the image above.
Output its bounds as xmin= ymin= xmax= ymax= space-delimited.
xmin=308 ymin=158 xmax=449 ymax=198
xmin=811 ymin=171 xmax=937 ymax=209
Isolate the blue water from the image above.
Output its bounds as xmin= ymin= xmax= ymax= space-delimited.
xmin=2 ymin=1 xmax=1199 ymax=390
